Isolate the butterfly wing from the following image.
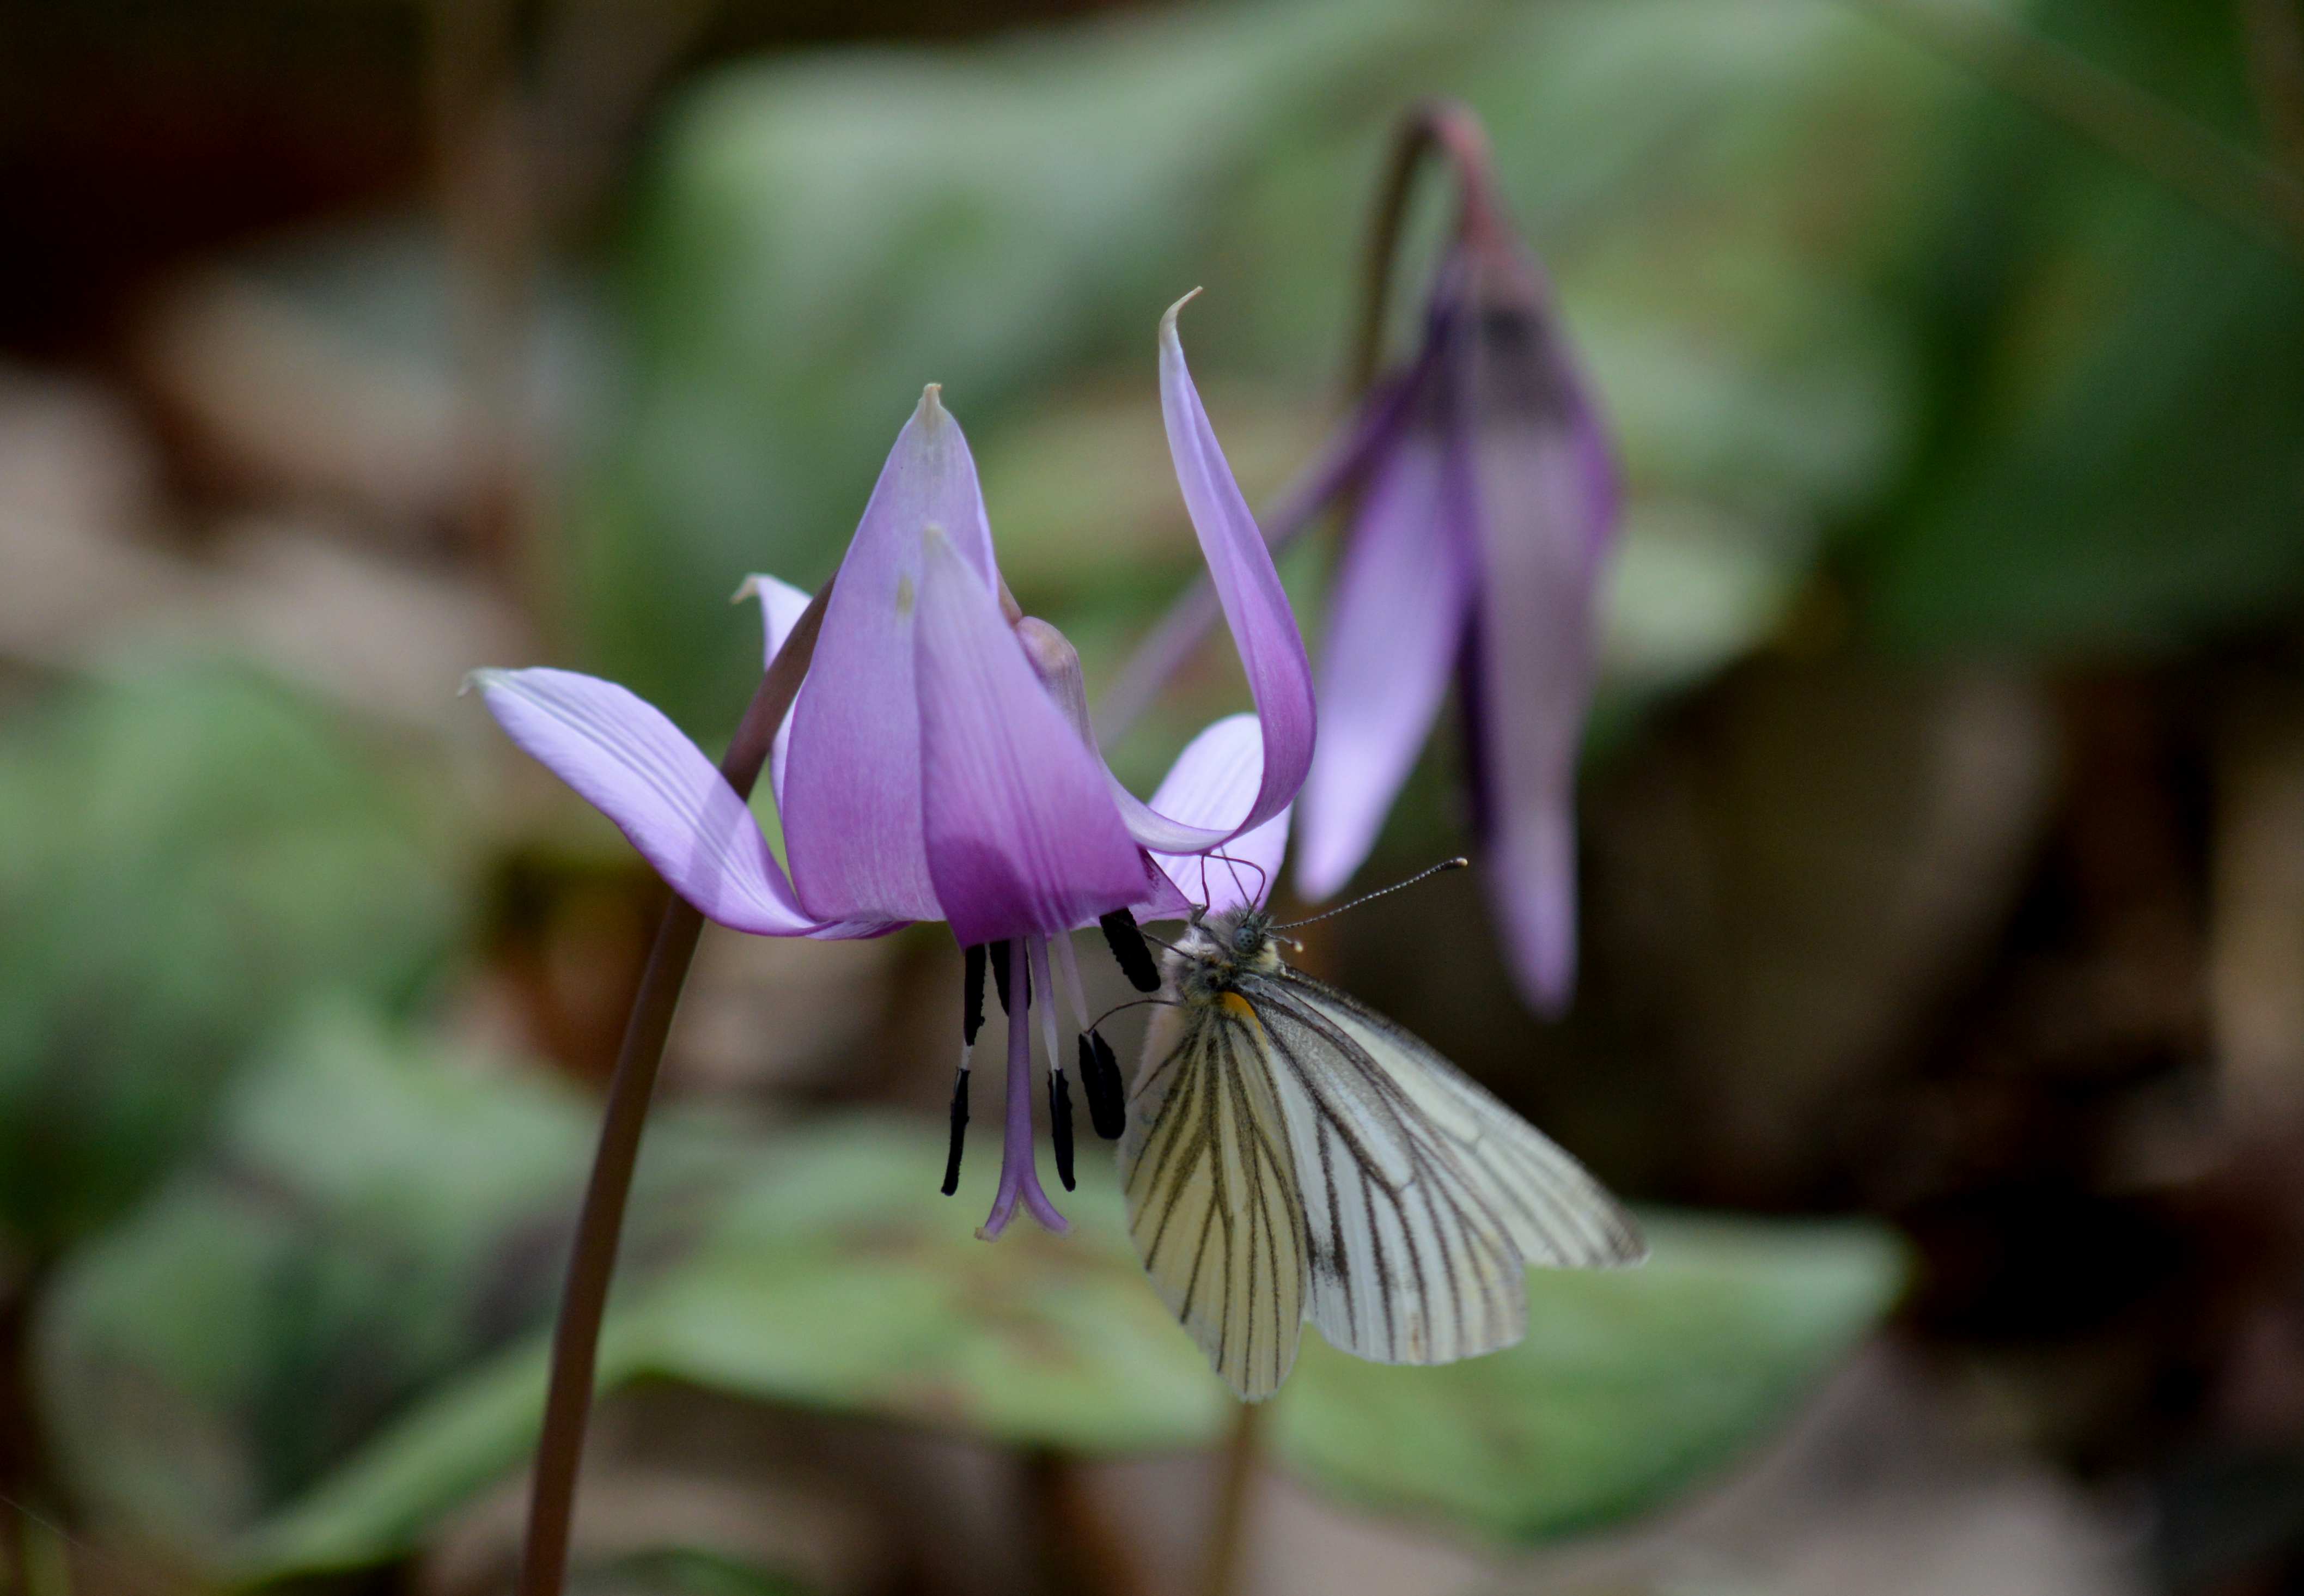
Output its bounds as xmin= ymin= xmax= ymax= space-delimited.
xmin=1245 ymin=968 xmax=1643 ymax=1367
xmin=1120 ymin=997 xmax=1309 ymax=1402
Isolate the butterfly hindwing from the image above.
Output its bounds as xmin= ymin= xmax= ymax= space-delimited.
xmin=1120 ymin=999 xmax=1309 ymax=1401
xmin=1247 ymin=970 xmax=1643 ymax=1367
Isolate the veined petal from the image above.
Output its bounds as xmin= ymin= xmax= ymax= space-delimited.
xmin=915 ymin=528 xmax=1148 ymax=947
xmin=1294 ymin=406 xmax=1471 ymax=902
xmin=1460 ymin=248 xmax=1620 ymax=1014
xmin=1089 ymin=355 xmax=1428 ymax=747
xmin=1114 ymin=295 xmax=1316 ymax=856
xmin=1142 ymin=714 xmax=1292 ymax=917
xmin=474 ymin=668 xmax=867 ymax=939
xmin=735 ymin=572 xmax=813 ymax=813
xmin=782 ymin=387 xmax=997 ymax=924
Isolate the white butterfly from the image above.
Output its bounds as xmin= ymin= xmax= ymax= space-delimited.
xmin=1116 ymin=899 xmax=1645 ymax=1402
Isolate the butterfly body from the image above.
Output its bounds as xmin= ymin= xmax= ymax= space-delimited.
xmin=1120 ymin=906 xmax=1643 ymax=1401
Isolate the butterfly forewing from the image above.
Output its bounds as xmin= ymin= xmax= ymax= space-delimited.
xmin=1120 ymin=1000 xmax=1309 ymax=1402
xmin=1269 ymin=972 xmax=1643 ymax=1264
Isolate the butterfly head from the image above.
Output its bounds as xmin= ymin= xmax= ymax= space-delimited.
xmin=1173 ymin=904 xmax=1287 ymax=998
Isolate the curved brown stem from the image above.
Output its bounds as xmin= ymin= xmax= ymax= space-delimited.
xmin=1194 ymin=1400 xmax=1266 ymax=1596
xmin=1351 ymin=98 xmax=1501 ymax=392
xmin=515 ymin=580 xmax=832 ymax=1596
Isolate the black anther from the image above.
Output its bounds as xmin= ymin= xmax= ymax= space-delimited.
xmin=940 ymin=1069 xmax=970 ymax=1196
xmin=1080 ymin=1028 xmax=1126 ymax=1140
xmin=962 ymin=944 xmax=986 ymax=1044
xmin=1099 ymin=909 xmax=1161 ymax=994
xmin=1049 ymin=1070 xmax=1076 ymax=1191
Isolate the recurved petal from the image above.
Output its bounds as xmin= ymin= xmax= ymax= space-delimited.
xmin=1461 ymin=249 xmax=1620 ymax=1014
xmin=1294 ymin=418 xmax=1471 ymax=902
xmin=1142 ymin=713 xmax=1293 ymax=917
xmin=1117 ymin=295 xmax=1316 ymax=856
xmin=735 ymin=572 xmax=813 ymax=813
xmin=781 ymin=387 xmax=997 ymax=925
xmin=473 ymin=667 xmax=843 ymax=938
xmin=914 ymin=528 xmax=1149 ymax=947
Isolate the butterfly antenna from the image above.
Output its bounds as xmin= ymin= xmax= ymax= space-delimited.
xmin=1216 ymin=849 xmax=1267 ymax=907
xmin=1272 ymin=857 xmax=1470 ymax=930
xmin=1084 ymin=994 xmax=1176 ymax=1030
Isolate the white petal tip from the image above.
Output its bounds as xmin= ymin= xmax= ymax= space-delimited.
xmin=1159 ymin=288 xmax=1204 ymax=339
xmin=459 ymin=668 xmax=503 ymax=698
xmin=729 ymin=576 xmax=761 ymax=605
xmin=918 ymin=382 xmax=946 ymax=422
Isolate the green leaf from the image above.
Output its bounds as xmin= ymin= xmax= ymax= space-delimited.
xmin=240 ymin=1117 xmax=1230 ymax=1581
xmin=1843 ymin=0 xmax=2304 ymax=655
xmin=1865 ymin=204 xmax=2304 ymax=655
xmin=1278 ymin=1213 xmax=1907 ymax=1543
xmin=617 ymin=1117 xmax=1230 ymax=1454
xmin=0 ymin=663 xmax=461 ymax=1251
xmin=578 ymin=1548 xmax=813 ymax=1596
xmin=33 ymin=1004 xmax=602 ymax=1568
xmin=48 ymin=1019 xmax=1900 ymax=1581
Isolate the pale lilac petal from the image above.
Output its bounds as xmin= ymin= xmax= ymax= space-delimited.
xmin=915 ymin=528 xmax=1148 ymax=947
xmin=1294 ymin=418 xmax=1471 ymax=901
xmin=734 ymin=572 xmax=812 ymax=812
xmin=1129 ymin=869 xmax=1199 ymax=924
xmin=1142 ymin=714 xmax=1292 ymax=917
xmin=782 ymin=387 xmax=998 ymax=924
xmin=1111 ymin=296 xmax=1316 ymax=855
xmin=1462 ymin=255 xmax=1620 ymax=1015
xmin=1090 ymin=359 xmax=1428 ymax=746
xmin=473 ymin=668 xmax=871 ymax=939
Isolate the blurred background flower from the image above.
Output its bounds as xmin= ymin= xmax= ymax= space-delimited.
xmin=1285 ymin=102 xmax=1621 ymax=1017
xmin=3 ymin=0 xmax=2303 ymax=1593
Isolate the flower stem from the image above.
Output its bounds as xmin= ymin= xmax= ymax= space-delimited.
xmin=1194 ymin=1400 xmax=1266 ymax=1596
xmin=515 ymin=580 xmax=832 ymax=1596
xmin=1352 ymin=98 xmax=1497 ymax=393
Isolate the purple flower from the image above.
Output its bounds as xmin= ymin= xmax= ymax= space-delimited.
xmin=472 ymin=296 xmax=1312 ymax=1236
xmin=1292 ymin=116 xmax=1618 ymax=1018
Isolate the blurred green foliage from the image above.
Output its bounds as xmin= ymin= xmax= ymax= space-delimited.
xmin=577 ymin=1549 xmax=810 ymax=1596
xmin=14 ymin=0 xmax=2298 ymax=1582
xmin=0 ymin=664 xmax=461 ymax=1253
xmin=1862 ymin=1 xmax=2304 ymax=650
xmin=578 ymin=0 xmax=1478 ymax=730
xmin=39 ymin=1014 xmax=1899 ymax=1577
xmin=34 ymin=1003 xmax=737 ymax=1576
xmin=1281 ymin=1214 xmax=1904 ymax=1542
xmin=571 ymin=0 xmax=2299 ymax=754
